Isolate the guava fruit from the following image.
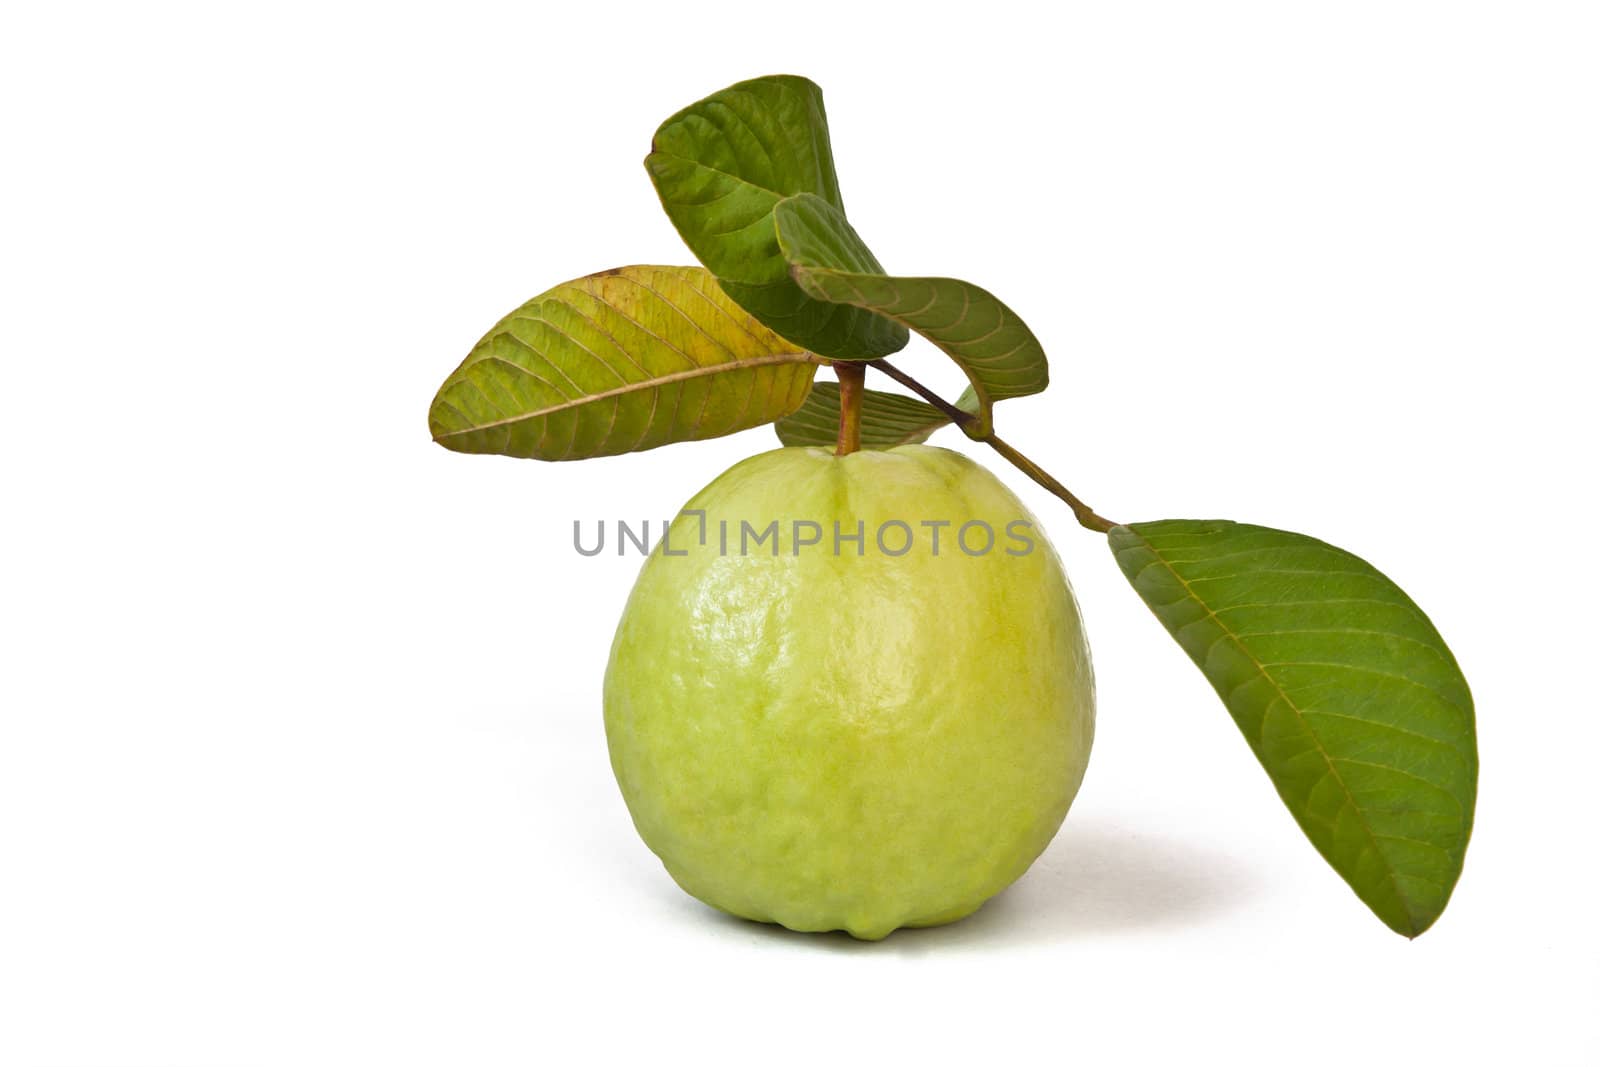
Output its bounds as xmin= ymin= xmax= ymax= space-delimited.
xmin=603 ymin=444 xmax=1094 ymax=940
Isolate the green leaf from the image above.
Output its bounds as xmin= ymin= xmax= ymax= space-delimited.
xmin=645 ymin=75 xmax=908 ymax=360
xmin=1109 ymin=520 xmax=1477 ymax=937
xmin=774 ymin=383 xmax=954 ymax=448
xmin=429 ymin=266 xmax=822 ymax=460
xmin=773 ymin=193 xmax=1048 ymax=437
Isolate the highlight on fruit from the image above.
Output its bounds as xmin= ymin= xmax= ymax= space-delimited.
xmin=428 ymin=75 xmax=1477 ymax=940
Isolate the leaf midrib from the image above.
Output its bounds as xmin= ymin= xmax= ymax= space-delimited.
xmin=649 ymin=150 xmax=785 ymax=203
xmin=432 ymin=352 xmax=821 ymax=440
xmin=1118 ymin=523 xmax=1424 ymax=935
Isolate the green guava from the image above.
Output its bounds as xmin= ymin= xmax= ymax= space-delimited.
xmin=603 ymin=444 xmax=1094 ymax=940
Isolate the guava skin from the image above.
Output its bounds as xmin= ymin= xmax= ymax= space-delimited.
xmin=603 ymin=445 xmax=1094 ymax=940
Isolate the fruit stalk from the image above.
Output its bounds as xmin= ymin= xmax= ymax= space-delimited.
xmin=834 ymin=362 xmax=866 ymax=456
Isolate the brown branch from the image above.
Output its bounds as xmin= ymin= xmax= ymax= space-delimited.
xmin=865 ymin=359 xmax=1120 ymax=534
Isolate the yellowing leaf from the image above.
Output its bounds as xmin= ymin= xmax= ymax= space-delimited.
xmin=429 ymin=266 xmax=821 ymax=460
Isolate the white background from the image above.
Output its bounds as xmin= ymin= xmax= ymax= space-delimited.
xmin=3 ymin=2 xmax=1596 ymax=1064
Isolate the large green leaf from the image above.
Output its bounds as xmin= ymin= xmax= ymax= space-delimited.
xmin=773 ymin=193 xmax=1048 ymax=437
xmin=1109 ymin=520 xmax=1477 ymax=937
xmin=774 ymin=383 xmax=954 ymax=448
xmin=429 ymin=266 xmax=821 ymax=460
xmin=645 ymin=75 xmax=907 ymax=360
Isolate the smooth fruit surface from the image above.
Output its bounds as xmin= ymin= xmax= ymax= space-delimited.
xmin=603 ymin=445 xmax=1094 ymax=939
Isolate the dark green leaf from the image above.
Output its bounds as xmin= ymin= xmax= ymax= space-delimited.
xmin=774 ymin=383 xmax=956 ymax=448
xmin=429 ymin=266 xmax=821 ymax=460
xmin=645 ymin=75 xmax=907 ymax=360
xmin=774 ymin=193 xmax=1048 ymax=436
xmin=1109 ymin=519 xmax=1477 ymax=936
